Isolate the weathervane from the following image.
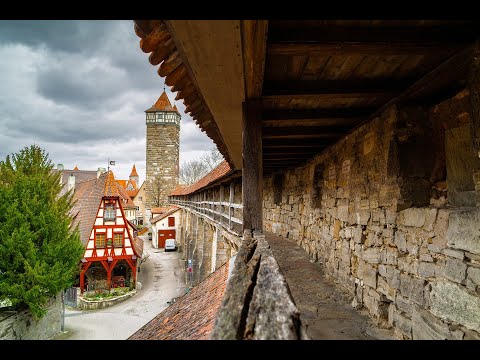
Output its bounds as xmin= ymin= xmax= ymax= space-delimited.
xmin=107 ymin=158 xmax=116 ymax=172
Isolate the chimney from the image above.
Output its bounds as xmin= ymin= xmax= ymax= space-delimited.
xmin=97 ymin=167 xmax=106 ymax=179
xmin=57 ymin=163 xmax=64 ymax=171
xmin=67 ymin=174 xmax=75 ymax=193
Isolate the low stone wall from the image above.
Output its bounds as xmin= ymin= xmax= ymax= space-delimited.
xmin=78 ymin=290 xmax=136 ymax=310
xmin=0 ymin=293 xmax=62 ymax=340
xmin=263 ymin=94 xmax=480 ymax=340
xmin=211 ymin=230 xmax=308 ymax=339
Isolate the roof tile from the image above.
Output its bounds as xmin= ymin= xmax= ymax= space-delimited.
xmin=150 ymin=206 xmax=179 ymax=224
xmin=170 ymin=160 xmax=232 ymax=196
xmin=145 ymin=91 xmax=177 ymax=113
xmin=128 ymin=260 xmax=229 ymax=340
xmin=130 ymin=164 xmax=139 ymax=177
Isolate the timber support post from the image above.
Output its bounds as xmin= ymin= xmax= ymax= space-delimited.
xmin=242 ymin=99 xmax=263 ymax=233
xmin=469 ymin=40 xmax=480 ymax=155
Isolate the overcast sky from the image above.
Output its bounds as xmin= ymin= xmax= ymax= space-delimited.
xmin=0 ymin=20 xmax=216 ymax=184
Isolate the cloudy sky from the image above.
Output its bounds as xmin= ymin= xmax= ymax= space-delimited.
xmin=0 ymin=20 xmax=216 ymax=183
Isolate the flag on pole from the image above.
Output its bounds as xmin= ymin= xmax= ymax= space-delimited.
xmin=109 ymin=160 xmax=116 ymax=166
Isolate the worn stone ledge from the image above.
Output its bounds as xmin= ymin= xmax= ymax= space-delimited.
xmin=210 ymin=230 xmax=307 ymax=339
xmin=78 ymin=290 xmax=136 ymax=311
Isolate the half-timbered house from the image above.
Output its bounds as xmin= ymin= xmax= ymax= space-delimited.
xmin=70 ymin=170 xmax=143 ymax=293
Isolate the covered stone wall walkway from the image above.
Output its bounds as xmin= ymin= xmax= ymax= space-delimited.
xmin=266 ymin=232 xmax=396 ymax=340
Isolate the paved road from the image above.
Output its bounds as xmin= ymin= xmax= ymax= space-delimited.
xmin=54 ymin=236 xmax=187 ymax=340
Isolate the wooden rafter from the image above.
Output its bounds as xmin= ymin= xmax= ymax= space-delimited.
xmin=262 ymin=79 xmax=409 ymax=96
xmin=266 ymin=24 xmax=479 ymax=56
xmin=263 ymin=131 xmax=344 ymax=139
xmin=241 ymin=20 xmax=269 ymax=99
xmin=267 ymin=25 xmax=479 ymax=47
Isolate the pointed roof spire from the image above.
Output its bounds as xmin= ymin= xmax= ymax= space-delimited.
xmin=73 ymin=165 xmax=79 ymax=171
xmin=145 ymin=90 xmax=177 ymax=113
xmin=130 ymin=164 xmax=139 ymax=177
xmin=103 ymin=170 xmax=119 ymax=197
xmin=173 ymin=103 xmax=180 ymax=116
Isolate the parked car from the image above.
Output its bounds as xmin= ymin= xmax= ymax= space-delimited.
xmin=165 ymin=238 xmax=176 ymax=252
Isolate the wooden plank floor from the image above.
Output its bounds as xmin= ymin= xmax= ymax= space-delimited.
xmin=265 ymin=232 xmax=396 ymax=340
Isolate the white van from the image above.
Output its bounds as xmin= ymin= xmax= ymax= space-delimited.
xmin=165 ymin=238 xmax=176 ymax=252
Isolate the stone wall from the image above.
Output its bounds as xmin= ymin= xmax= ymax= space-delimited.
xmin=0 ymin=293 xmax=62 ymax=340
xmin=264 ymin=90 xmax=480 ymax=339
xmin=182 ymin=209 xmax=240 ymax=287
xmin=78 ymin=290 xmax=136 ymax=310
xmin=211 ymin=231 xmax=308 ymax=339
xmin=146 ymin=123 xmax=179 ymax=208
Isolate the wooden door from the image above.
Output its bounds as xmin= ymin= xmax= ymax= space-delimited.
xmin=158 ymin=229 xmax=176 ymax=248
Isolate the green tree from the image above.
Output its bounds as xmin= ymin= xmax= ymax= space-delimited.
xmin=0 ymin=145 xmax=84 ymax=318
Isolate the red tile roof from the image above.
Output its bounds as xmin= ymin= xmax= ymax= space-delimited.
xmin=128 ymin=260 xmax=229 ymax=340
xmin=103 ymin=170 xmax=118 ymax=197
xmin=116 ymin=179 xmax=127 ymax=188
xmin=145 ymin=91 xmax=177 ymax=113
xmin=132 ymin=235 xmax=144 ymax=258
xmin=130 ymin=164 xmax=139 ymax=177
xmin=127 ymin=189 xmax=139 ymax=198
xmin=173 ymin=104 xmax=180 ymax=115
xmin=150 ymin=206 xmax=179 ymax=224
xmin=71 ymin=173 xmax=109 ymax=245
xmin=57 ymin=169 xmax=98 ymax=197
xmin=73 ymin=165 xmax=79 ymax=171
xmin=116 ymin=182 xmax=136 ymax=209
xmin=170 ymin=160 xmax=233 ymax=196
xmin=151 ymin=207 xmax=170 ymax=214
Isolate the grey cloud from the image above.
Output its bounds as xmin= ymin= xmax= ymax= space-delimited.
xmin=0 ymin=20 xmax=216 ymax=183
xmin=0 ymin=20 xmax=111 ymax=54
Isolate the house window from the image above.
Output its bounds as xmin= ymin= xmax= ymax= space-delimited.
xmin=168 ymin=217 xmax=175 ymax=227
xmin=114 ymin=233 xmax=123 ymax=248
xmin=104 ymin=204 xmax=115 ymax=222
xmin=96 ymin=233 xmax=106 ymax=248
xmin=136 ymin=206 xmax=139 ymax=211
xmin=139 ymin=196 xmax=143 ymax=201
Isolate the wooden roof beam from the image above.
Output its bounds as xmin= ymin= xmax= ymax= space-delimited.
xmin=268 ymin=25 xmax=479 ymax=45
xmin=263 ymin=129 xmax=345 ymax=139
xmin=267 ymin=25 xmax=479 ymax=56
xmin=263 ymin=79 xmax=409 ymax=96
xmin=263 ymin=149 xmax=322 ymax=155
xmin=241 ymin=20 xmax=269 ymax=99
xmin=263 ymin=141 xmax=331 ymax=148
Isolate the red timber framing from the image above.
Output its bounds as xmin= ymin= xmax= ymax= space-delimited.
xmin=80 ymin=196 xmax=140 ymax=293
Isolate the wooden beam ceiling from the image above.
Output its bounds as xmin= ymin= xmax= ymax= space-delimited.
xmin=268 ymin=25 xmax=479 ymax=44
xmin=266 ymin=25 xmax=478 ymax=56
xmin=263 ymin=139 xmax=335 ymax=148
xmin=262 ymin=79 xmax=410 ymax=97
xmin=262 ymin=108 xmax=372 ymax=127
xmin=263 ymin=129 xmax=345 ymax=139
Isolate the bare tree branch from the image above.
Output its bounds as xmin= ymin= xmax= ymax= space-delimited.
xmin=179 ymin=146 xmax=224 ymax=185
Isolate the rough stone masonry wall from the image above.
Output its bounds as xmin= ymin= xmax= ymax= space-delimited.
xmin=264 ymin=91 xmax=480 ymax=340
xmin=146 ymin=123 xmax=179 ymax=208
xmin=0 ymin=293 xmax=62 ymax=340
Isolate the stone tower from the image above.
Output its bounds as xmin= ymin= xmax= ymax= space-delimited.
xmin=145 ymin=90 xmax=180 ymax=209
